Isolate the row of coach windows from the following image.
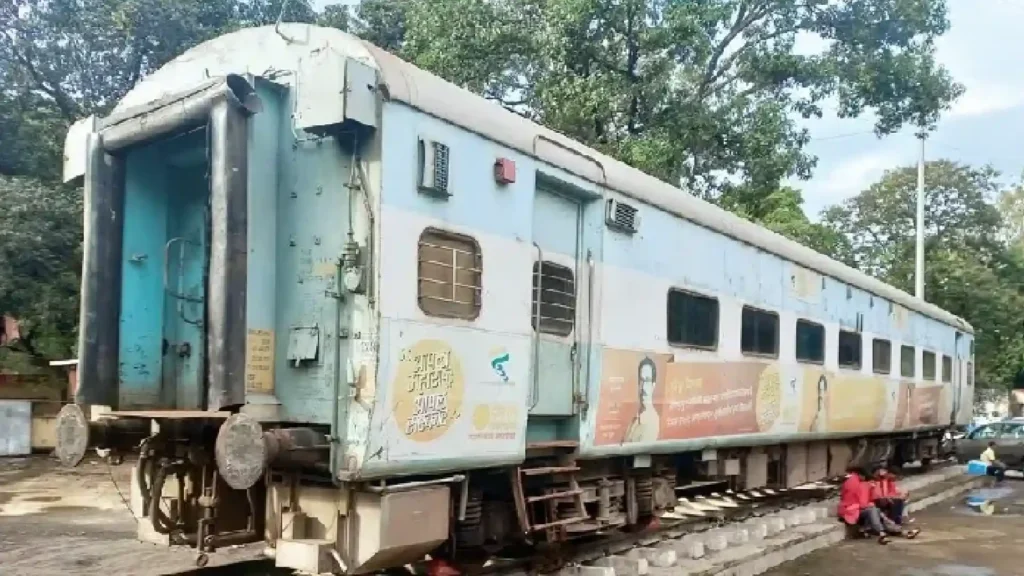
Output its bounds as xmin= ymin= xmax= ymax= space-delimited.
xmin=416 ymin=228 xmax=579 ymax=337
xmin=415 ymin=231 xmax=965 ymax=378
xmin=666 ymin=289 xmax=955 ymax=378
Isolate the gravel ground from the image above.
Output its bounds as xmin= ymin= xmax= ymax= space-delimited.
xmin=0 ymin=455 xmax=270 ymax=576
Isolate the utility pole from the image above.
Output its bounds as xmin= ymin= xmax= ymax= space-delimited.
xmin=915 ymin=136 xmax=926 ymax=299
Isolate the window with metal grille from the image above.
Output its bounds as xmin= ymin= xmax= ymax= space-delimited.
xmin=942 ymin=355 xmax=953 ymax=383
xmin=531 ymin=261 xmax=575 ymax=336
xmin=901 ymin=345 xmax=915 ymax=378
xmin=795 ymin=319 xmax=824 ymax=364
xmin=417 ymin=228 xmax=482 ymax=319
xmin=667 ymin=289 xmax=718 ymax=349
xmin=872 ymin=339 xmax=892 ymax=374
xmin=923 ymin=351 xmax=937 ymax=380
xmin=838 ymin=330 xmax=862 ymax=370
xmin=741 ymin=306 xmax=779 ymax=357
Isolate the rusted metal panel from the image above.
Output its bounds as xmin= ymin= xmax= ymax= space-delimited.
xmin=0 ymin=399 xmax=32 ymax=456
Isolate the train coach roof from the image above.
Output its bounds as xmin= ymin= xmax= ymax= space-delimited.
xmin=115 ymin=23 xmax=972 ymax=333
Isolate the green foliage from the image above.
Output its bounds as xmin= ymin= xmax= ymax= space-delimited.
xmin=395 ymin=0 xmax=962 ymax=202
xmin=821 ymin=161 xmax=1024 ymax=390
xmin=0 ymin=176 xmax=83 ymax=361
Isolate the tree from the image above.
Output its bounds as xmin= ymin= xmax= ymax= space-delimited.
xmin=0 ymin=176 xmax=83 ymax=362
xmin=722 ymin=186 xmax=852 ymax=260
xmin=820 ymin=161 xmax=1003 ymax=288
xmin=395 ymin=0 xmax=963 ymax=208
xmin=822 ymin=160 xmax=1024 ymax=390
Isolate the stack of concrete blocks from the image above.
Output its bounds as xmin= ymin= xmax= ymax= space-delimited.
xmin=571 ymin=502 xmax=833 ymax=576
xmin=562 ymin=466 xmax=970 ymax=576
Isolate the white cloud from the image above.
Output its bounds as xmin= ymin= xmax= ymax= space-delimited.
xmin=803 ymin=152 xmax=893 ymax=214
xmin=947 ymin=87 xmax=1024 ymax=120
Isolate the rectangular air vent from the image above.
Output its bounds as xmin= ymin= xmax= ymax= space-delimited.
xmin=418 ymin=138 xmax=450 ymax=198
xmin=605 ymin=199 xmax=639 ymax=234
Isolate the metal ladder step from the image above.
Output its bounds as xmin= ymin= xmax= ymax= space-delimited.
xmin=520 ymin=465 xmax=580 ymax=476
xmin=527 ymin=488 xmax=584 ymax=503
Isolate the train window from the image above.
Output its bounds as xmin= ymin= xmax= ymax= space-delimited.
xmin=900 ymin=345 xmax=915 ymax=377
xmin=921 ymin=348 xmax=937 ymax=379
xmin=923 ymin=351 xmax=937 ymax=380
xmin=872 ymin=339 xmax=892 ymax=374
xmin=795 ymin=320 xmax=825 ymax=364
xmin=417 ymin=228 xmax=483 ymax=319
xmin=838 ymin=330 xmax=862 ymax=370
xmin=741 ymin=306 xmax=779 ymax=357
xmin=531 ymin=261 xmax=575 ymax=336
xmin=666 ymin=289 xmax=718 ymax=349
xmin=942 ymin=355 xmax=952 ymax=383
xmin=968 ymin=362 xmax=974 ymax=387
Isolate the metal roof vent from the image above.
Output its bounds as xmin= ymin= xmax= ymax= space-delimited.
xmin=605 ymin=199 xmax=639 ymax=234
xmin=418 ymin=138 xmax=450 ymax=198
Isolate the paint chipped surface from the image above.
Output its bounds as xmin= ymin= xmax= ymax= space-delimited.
xmin=763 ymin=482 xmax=1024 ymax=576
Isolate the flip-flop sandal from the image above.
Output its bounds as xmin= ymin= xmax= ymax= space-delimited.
xmin=904 ymin=529 xmax=920 ymax=540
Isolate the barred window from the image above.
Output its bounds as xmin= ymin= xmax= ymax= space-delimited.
xmin=741 ymin=306 xmax=779 ymax=357
xmin=942 ymin=355 xmax=953 ymax=383
xmin=923 ymin=351 xmax=937 ymax=380
xmin=417 ymin=228 xmax=482 ymax=319
xmin=838 ymin=331 xmax=862 ymax=370
xmin=901 ymin=345 xmax=915 ymax=378
xmin=667 ymin=289 xmax=719 ymax=349
xmin=795 ymin=320 xmax=825 ymax=364
xmin=531 ymin=261 xmax=575 ymax=336
xmin=872 ymin=339 xmax=892 ymax=374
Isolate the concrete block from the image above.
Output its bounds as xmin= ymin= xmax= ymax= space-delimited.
xmin=808 ymin=506 xmax=829 ymax=521
xmin=592 ymin=555 xmax=648 ymax=576
xmin=742 ymin=519 xmax=768 ymax=540
xmin=668 ymin=559 xmax=716 ymax=574
xmin=785 ymin=443 xmax=808 ymax=487
xmin=673 ymin=535 xmax=706 ymax=560
xmin=697 ymin=531 xmax=729 ymax=552
xmin=763 ymin=516 xmax=786 ymax=536
xmin=743 ymin=452 xmax=768 ymax=490
xmin=281 ymin=511 xmax=307 ymax=540
xmin=275 ymin=539 xmax=334 ymax=574
xmin=722 ymin=527 xmax=750 ymax=546
xmin=781 ymin=509 xmax=815 ymax=527
xmin=807 ymin=442 xmax=828 ymax=482
xmin=563 ymin=566 xmax=616 ymax=576
xmin=828 ymin=442 xmax=852 ymax=477
xmin=634 ymin=547 xmax=677 ymax=568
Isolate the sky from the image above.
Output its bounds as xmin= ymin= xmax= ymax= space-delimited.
xmin=795 ymin=0 xmax=1024 ymax=216
xmin=317 ymin=0 xmax=1024 ymax=218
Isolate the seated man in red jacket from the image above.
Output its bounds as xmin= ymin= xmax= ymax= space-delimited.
xmin=837 ymin=465 xmax=892 ymax=544
xmin=871 ymin=464 xmax=919 ymax=538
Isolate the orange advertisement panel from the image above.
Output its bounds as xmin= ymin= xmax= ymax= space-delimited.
xmin=798 ymin=366 xmax=830 ymax=433
xmin=910 ymin=386 xmax=942 ymax=427
xmin=593 ymin=349 xmax=671 ymax=446
xmin=656 ymin=361 xmax=766 ymax=439
xmin=827 ymin=372 xmax=887 ymax=432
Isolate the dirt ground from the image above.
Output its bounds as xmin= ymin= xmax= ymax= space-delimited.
xmin=762 ymin=481 xmax=1024 ymax=576
xmin=0 ymin=455 xmax=269 ymax=576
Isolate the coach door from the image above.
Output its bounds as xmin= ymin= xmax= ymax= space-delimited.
xmin=529 ymin=184 xmax=584 ymax=416
xmin=952 ymin=331 xmax=963 ymax=425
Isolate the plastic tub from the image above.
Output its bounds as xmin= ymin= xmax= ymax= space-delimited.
xmin=967 ymin=460 xmax=989 ymax=476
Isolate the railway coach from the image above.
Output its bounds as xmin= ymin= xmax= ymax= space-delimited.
xmin=53 ymin=23 xmax=975 ymax=574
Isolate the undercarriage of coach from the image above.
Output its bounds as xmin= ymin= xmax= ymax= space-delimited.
xmin=55 ymin=405 xmax=331 ymax=566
